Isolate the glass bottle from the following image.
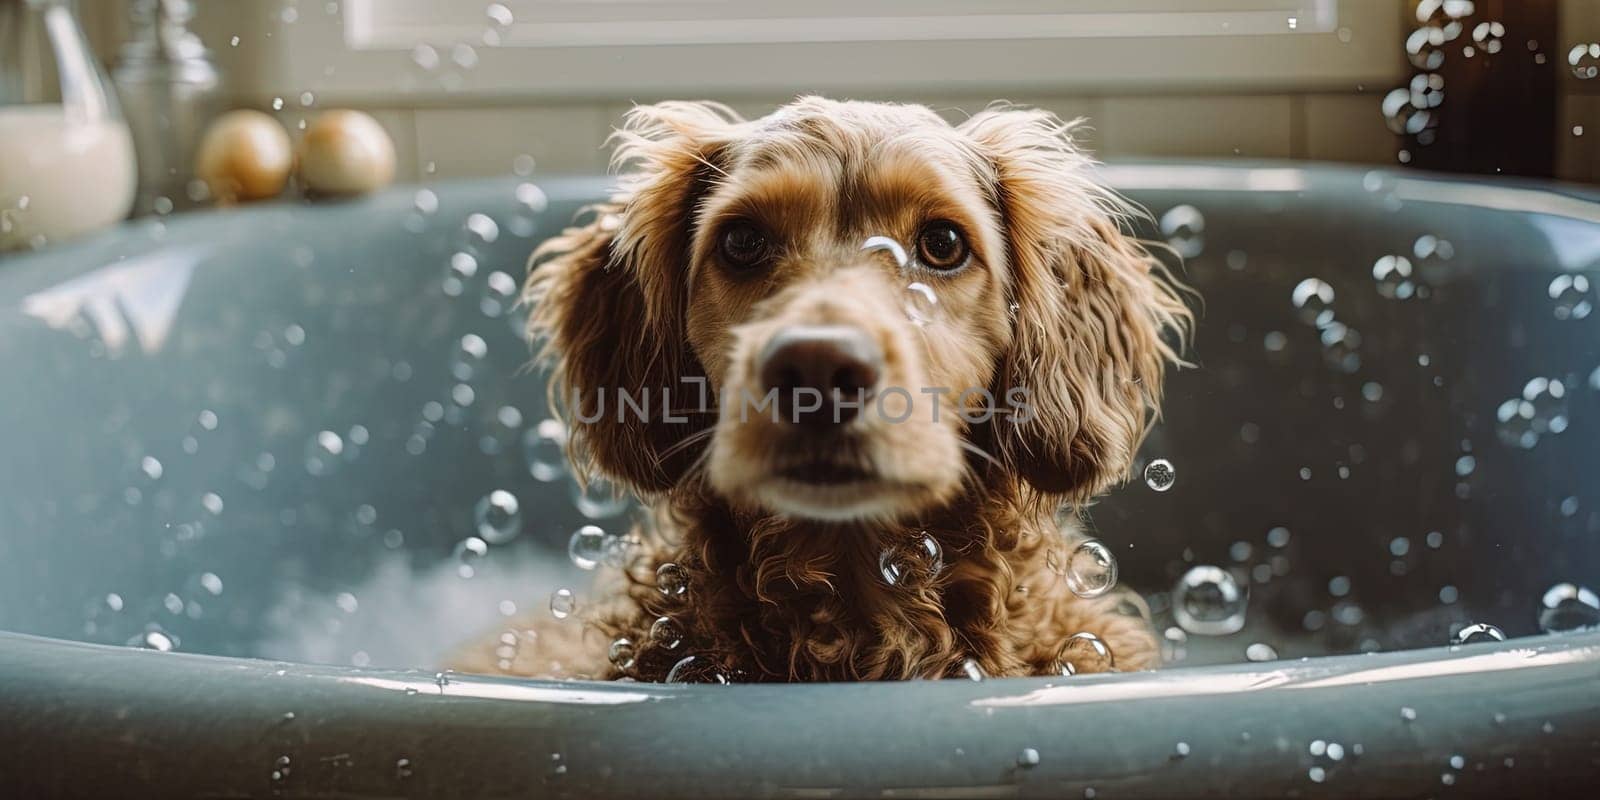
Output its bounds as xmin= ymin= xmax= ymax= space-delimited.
xmin=0 ymin=0 xmax=138 ymax=251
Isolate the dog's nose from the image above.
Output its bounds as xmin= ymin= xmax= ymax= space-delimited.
xmin=758 ymin=325 xmax=883 ymax=426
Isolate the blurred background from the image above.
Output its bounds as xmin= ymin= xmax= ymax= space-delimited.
xmin=71 ymin=0 xmax=1600 ymax=186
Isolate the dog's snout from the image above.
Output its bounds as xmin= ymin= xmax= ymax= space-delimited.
xmin=758 ymin=325 xmax=883 ymax=425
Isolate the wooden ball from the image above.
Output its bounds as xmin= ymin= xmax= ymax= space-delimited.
xmin=195 ymin=109 xmax=293 ymax=204
xmin=297 ymin=110 xmax=396 ymax=197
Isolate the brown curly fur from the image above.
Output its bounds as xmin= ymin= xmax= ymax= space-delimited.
xmin=447 ymin=97 xmax=1192 ymax=682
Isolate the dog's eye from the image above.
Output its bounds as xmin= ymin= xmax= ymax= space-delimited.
xmin=916 ymin=222 xmax=968 ymax=270
xmin=719 ymin=223 xmax=771 ymax=269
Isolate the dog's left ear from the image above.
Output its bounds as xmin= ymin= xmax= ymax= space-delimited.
xmin=960 ymin=107 xmax=1193 ymax=505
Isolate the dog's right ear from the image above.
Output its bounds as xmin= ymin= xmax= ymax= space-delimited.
xmin=523 ymin=101 xmax=742 ymax=494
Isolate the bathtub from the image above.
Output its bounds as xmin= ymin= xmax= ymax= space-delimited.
xmin=1 ymin=165 xmax=1597 ymax=798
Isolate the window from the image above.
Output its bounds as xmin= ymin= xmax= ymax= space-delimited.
xmin=261 ymin=0 xmax=1398 ymax=100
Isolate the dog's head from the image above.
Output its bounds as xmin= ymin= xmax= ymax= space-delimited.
xmin=527 ymin=97 xmax=1189 ymax=524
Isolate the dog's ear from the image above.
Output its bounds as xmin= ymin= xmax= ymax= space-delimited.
xmin=524 ymin=101 xmax=742 ymax=494
xmin=959 ymin=106 xmax=1192 ymax=505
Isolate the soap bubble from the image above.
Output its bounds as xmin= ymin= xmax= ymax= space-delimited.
xmin=473 ymin=490 xmax=521 ymax=544
xmin=861 ymin=235 xmax=910 ymax=269
xmin=1538 ymin=583 xmax=1600 ymax=633
xmin=450 ymin=43 xmax=479 ymax=70
xmin=656 ymin=562 xmax=689 ymax=596
xmin=878 ymin=533 xmax=944 ymax=587
xmin=1406 ymin=26 xmax=1447 ymax=70
xmin=480 ymin=271 xmax=518 ymax=318
xmin=665 ymin=655 xmax=730 ymax=684
xmin=1064 ymin=539 xmax=1118 ymax=598
xmin=1016 ymin=748 xmax=1041 ymax=768
xmin=453 ymin=537 xmax=489 ymax=578
xmin=1055 ymin=631 xmax=1114 ymax=675
xmin=1471 ymin=21 xmax=1504 ymax=54
xmin=478 ymin=405 xmax=523 ymax=456
xmin=1382 ymin=87 xmax=1430 ymax=136
xmin=1521 ymin=378 xmax=1569 ymax=437
xmin=1570 ymin=43 xmax=1600 ymax=79
xmin=1291 ymin=278 xmax=1336 ymax=327
xmin=1451 ymin=622 xmax=1507 ymax=645
xmin=1173 ymin=565 xmax=1248 ymax=635
xmin=1159 ymin=205 xmax=1205 ymax=258
xmin=523 ymin=418 xmax=568 ymax=482
xmin=127 ymin=629 xmax=176 ymax=652
xmin=1410 ymin=72 xmax=1446 ymax=110
xmin=304 ymin=430 xmax=344 ymax=476
xmin=568 ymin=525 xmax=608 ymax=570
xmin=571 ymin=472 xmax=631 ymax=518
xmin=442 ymin=252 xmax=478 ymax=296
xmin=958 ymin=659 xmax=986 ymax=681
xmin=1495 ymin=397 xmax=1539 ymax=449
xmin=451 ymin=334 xmax=489 ymax=381
xmin=1143 ymin=458 xmax=1176 ymax=492
xmin=1372 ymin=255 xmax=1415 ymax=299
xmin=649 ymin=616 xmax=684 ymax=650
xmin=549 ymin=588 xmax=577 ymax=619
xmin=903 ymin=282 xmax=939 ymax=327
xmin=410 ymin=43 xmax=440 ymax=71
xmin=1245 ymin=642 xmax=1279 ymax=662
xmin=1548 ymin=273 xmax=1593 ymax=320
xmin=608 ymin=638 xmax=636 ymax=671
xmin=1319 ymin=322 xmax=1362 ymax=373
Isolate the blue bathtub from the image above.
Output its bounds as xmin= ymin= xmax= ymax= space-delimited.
xmin=1 ymin=165 xmax=1597 ymax=797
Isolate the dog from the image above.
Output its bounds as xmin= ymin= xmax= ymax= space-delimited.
xmin=448 ymin=97 xmax=1192 ymax=682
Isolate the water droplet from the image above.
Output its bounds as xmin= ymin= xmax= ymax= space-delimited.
xmin=665 ymin=655 xmax=730 ymax=684
xmin=1172 ymin=741 xmax=1191 ymax=760
xmin=878 ymin=533 xmax=944 ymax=587
xmin=1569 ymin=42 xmax=1600 ymax=79
xmin=1538 ymin=583 xmax=1600 ymax=633
xmin=650 ymin=615 xmax=684 ymax=649
xmin=305 ymin=431 xmax=344 ymax=475
xmin=1055 ymin=631 xmax=1114 ymax=674
xmin=1245 ymin=642 xmax=1279 ymax=661
xmin=1143 ymin=458 xmax=1176 ymax=492
xmin=559 ymin=526 xmax=605 ymax=570
xmin=903 ymin=282 xmax=939 ymax=326
xmin=550 ymin=588 xmax=577 ymax=619
xmin=861 ymin=235 xmax=909 ymax=269
xmin=1173 ymin=565 xmax=1248 ymax=635
xmin=1064 ymin=539 xmax=1118 ymax=598
xmin=453 ymin=537 xmax=489 ymax=578
xmin=1159 ymin=205 xmax=1205 ymax=258
xmin=608 ymin=637 xmax=637 ymax=670
xmin=473 ymin=490 xmax=521 ymax=544
xmin=656 ymin=562 xmax=690 ymax=596
xmin=1449 ymin=622 xmax=1506 ymax=646
xmin=1016 ymin=747 xmax=1041 ymax=768
xmin=1548 ymin=273 xmax=1593 ymax=320
xmin=571 ymin=472 xmax=631 ymax=518
xmin=1372 ymin=255 xmax=1416 ymax=299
